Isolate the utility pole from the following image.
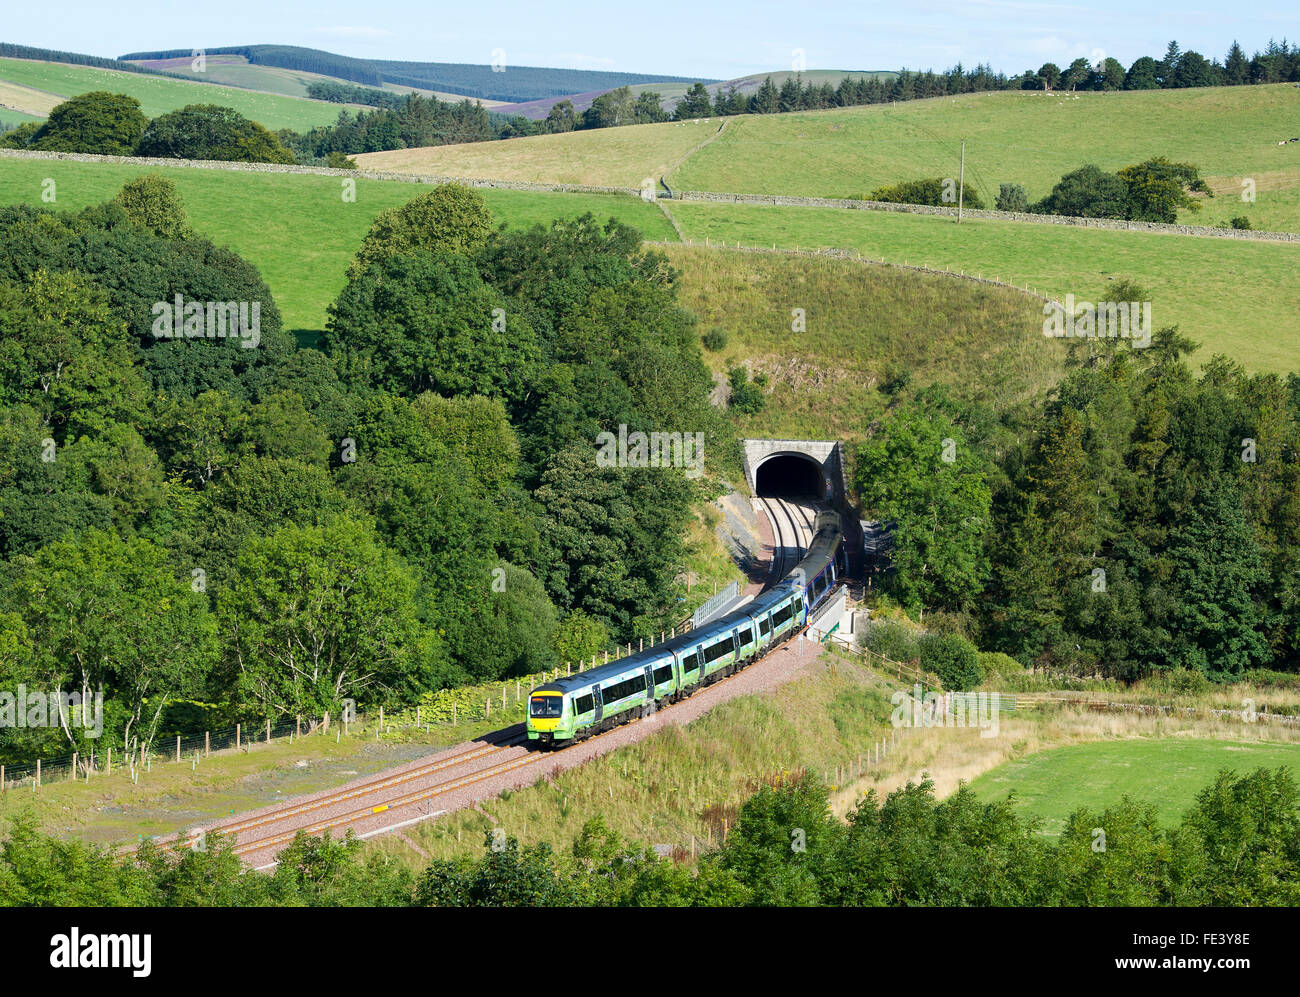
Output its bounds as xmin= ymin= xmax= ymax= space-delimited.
xmin=958 ymin=140 xmax=965 ymax=224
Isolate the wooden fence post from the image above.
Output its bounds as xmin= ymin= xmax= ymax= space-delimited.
xmin=176 ymin=736 xmax=181 ymax=762
xmin=452 ymin=701 xmax=457 ymax=726
xmin=36 ymin=759 xmax=40 ymax=788
xmin=266 ymin=719 xmax=271 ymax=744
xmin=235 ymin=724 xmax=240 ymax=750
xmin=107 ymin=747 xmax=112 ymax=774
xmin=71 ymin=752 xmax=78 ymax=781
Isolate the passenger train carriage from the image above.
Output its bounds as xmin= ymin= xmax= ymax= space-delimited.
xmin=528 ymin=510 xmax=847 ymax=747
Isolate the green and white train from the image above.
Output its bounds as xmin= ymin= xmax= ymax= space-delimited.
xmin=527 ymin=510 xmax=846 ymax=747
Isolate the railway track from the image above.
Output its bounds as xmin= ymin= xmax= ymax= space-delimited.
xmin=121 ymin=500 xmax=833 ymax=867
xmin=133 ymin=617 xmax=822 ymax=867
xmin=127 ymin=730 xmax=528 ymax=859
xmin=759 ymin=494 xmax=819 ymax=582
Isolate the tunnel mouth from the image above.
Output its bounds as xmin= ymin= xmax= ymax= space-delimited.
xmin=755 ymin=454 xmax=824 ymax=499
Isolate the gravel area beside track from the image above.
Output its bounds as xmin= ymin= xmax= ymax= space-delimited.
xmin=229 ymin=632 xmax=830 ymax=869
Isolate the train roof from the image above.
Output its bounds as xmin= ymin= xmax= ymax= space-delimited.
xmin=791 ymin=513 xmax=842 ymax=579
xmin=532 ymin=513 xmax=842 ymax=699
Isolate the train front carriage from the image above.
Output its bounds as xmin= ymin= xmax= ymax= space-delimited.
xmin=528 ymin=510 xmax=846 ymax=750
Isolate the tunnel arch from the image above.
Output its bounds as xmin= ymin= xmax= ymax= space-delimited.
xmin=754 ymin=452 xmax=827 ymax=498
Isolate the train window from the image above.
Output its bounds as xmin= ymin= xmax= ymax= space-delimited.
xmin=737 ymin=627 xmax=753 ymax=646
xmin=685 ymin=651 xmax=702 ymax=673
xmin=704 ymin=638 xmax=733 ymax=664
xmin=772 ymin=603 xmax=793 ymax=627
xmin=530 ymin=695 xmax=563 ymax=718
xmin=794 ymin=596 xmax=804 ymax=614
xmin=759 ymin=617 xmax=772 ymax=636
xmin=602 ymin=676 xmax=643 ymax=703
xmin=653 ymin=665 xmax=674 ymax=685
xmin=575 ymin=694 xmax=594 ymax=715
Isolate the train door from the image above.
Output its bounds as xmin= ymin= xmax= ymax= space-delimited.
xmin=593 ymin=685 xmax=603 ymax=725
xmin=643 ymin=665 xmax=656 ymax=713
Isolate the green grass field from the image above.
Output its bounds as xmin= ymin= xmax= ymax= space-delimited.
xmin=669 ymin=85 xmax=1300 ymax=232
xmin=123 ymin=54 xmax=349 ymax=99
xmin=0 ymin=56 xmax=354 ymax=131
xmin=356 ymin=118 xmax=717 ymax=188
xmin=968 ymin=738 xmax=1300 ymax=837
xmin=662 ymin=244 xmax=1062 ymax=440
xmin=0 ymin=108 xmax=39 ymax=127
xmin=0 ymin=157 xmax=676 ymax=334
xmin=668 ymin=200 xmax=1300 ymax=375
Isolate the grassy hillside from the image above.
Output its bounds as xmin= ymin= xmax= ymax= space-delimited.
xmin=0 ymin=107 xmax=39 ymax=127
xmin=123 ymin=54 xmax=509 ymax=107
xmin=968 ymin=739 xmax=1300 ymax=837
xmin=0 ymin=56 xmax=356 ymax=130
xmin=662 ymin=244 xmax=1061 ymax=440
xmin=0 ymin=157 xmax=675 ymax=334
xmin=669 ymin=85 xmax=1300 ymax=231
xmin=667 ymin=200 xmax=1300 ymax=375
xmin=356 ymin=119 xmax=719 ymax=187
xmin=0 ymin=77 xmax=61 ymax=117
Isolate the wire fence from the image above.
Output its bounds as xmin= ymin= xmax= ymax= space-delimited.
xmin=0 ymin=607 xmax=716 ymax=793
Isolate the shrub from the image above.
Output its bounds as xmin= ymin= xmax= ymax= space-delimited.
xmin=1230 ymin=216 xmax=1252 ymax=230
xmin=348 ymin=184 xmax=494 ymax=278
xmin=977 ymin=651 xmax=1025 ymax=683
xmin=1145 ymin=666 xmax=1212 ymax=696
xmin=920 ymin=632 xmax=982 ymax=691
xmin=868 ymin=177 xmax=986 ymax=210
xmin=0 ymin=121 xmax=40 ymax=149
xmin=1031 ymin=164 xmax=1129 ymax=218
xmin=996 ymin=183 xmax=1029 ymax=213
xmin=137 ymin=104 xmax=296 ymax=164
xmin=1118 ymin=157 xmax=1210 ymax=223
xmin=879 ymin=363 xmax=912 ymax=395
xmin=860 ymin=619 xmax=921 ymax=662
xmin=28 ymin=92 xmax=148 ymax=156
xmin=112 ymin=174 xmax=190 ymax=239
xmin=701 ymin=327 xmax=728 ymax=351
xmin=727 ymin=366 xmax=765 ymax=414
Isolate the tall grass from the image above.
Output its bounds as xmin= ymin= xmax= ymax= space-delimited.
xmin=662 ymin=244 xmax=1061 ymax=441
xmin=669 ymin=202 xmax=1300 ymax=375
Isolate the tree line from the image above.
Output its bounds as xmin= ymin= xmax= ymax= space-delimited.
xmin=0 ymin=92 xmax=301 ymax=165
xmin=2 ymin=767 xmax=1295 ymax=905
xmin=857 ymin=309 xmax=1300 ymax=682
xmin=867 ymin=158 xmax=1216 ymax=227
xmin=0 ymin=178 xmax=729 ymax=766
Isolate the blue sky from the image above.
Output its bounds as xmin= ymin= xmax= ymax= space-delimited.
xmin=10 ymin=1 xmax=1299 ymax=79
